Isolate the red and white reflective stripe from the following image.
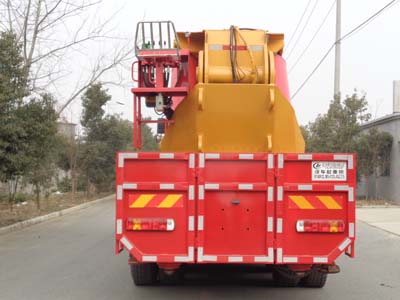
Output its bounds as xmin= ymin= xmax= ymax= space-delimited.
xmin=188 ymin=216 xmax=195 ymax=231
xmin=116 ymin=219 xmax=122 ymax=234
xmin=199 ymin=153 xmax=205 ymax=168
xmin=298 ymin=184 xmax=313 ymax=191
xmin=277 ymin=154 xmax=284 ymax=168
xmin=205 ymin=183 xmax=219 ymax=190
xmin=277 ymin=218 xmax=283 ymax=233
xmin=197 ymin=247 xmax=217 ymax=262
xmin=189 ymin=154 xmax=195 ymax=168
xmin=334 ymin=154 xmax=354 ymax=169
xmin=297 ymin=154 xmax=313 ymax=160
xmin=239 ymin=153 xmax=254 ymax=160
xmin=198 ymin=185 xmax=204 ymax=200
xmin=349 ymin=222 xmax=355 ymax=238
xmin=277 ymin=186 xmax=283 ymax=201
xmin=238 ymin=183 xmax=253 ymax=190
xmin=267 ymin=217 xmax=274 ymax=232
xmin=205 ymin=153 xmax=220 ymax=159
xmin=197 ymin=216 xmax=204 ymax=230
xmin=188 ymin=185 xmax=194 ymax=200
xmin=160 ymin=183 xmax=175 ymax=189
xmin=142 ymin=255 xmax=157 ymax=262
xmin=159 ymin=153 xmax=174 ymax=159
xmin=268 ymin=154 xmax=274 ymax=169
xmin=313 ymin=256 xmax=328 ymax=263
xmin=118 ymin=153 xmax=138 ymax=167
xmin=268 ymin=187 xmax=273 ymax=201
xmin=120 ymin=236 xmax=133 ymax=251
xmin=339 ymin=238 xmax=352 ymax=251
xmin=174 ymin=247 xmax=194 ymax=262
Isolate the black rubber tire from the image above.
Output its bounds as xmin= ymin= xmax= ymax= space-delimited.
xmin=300 ymin=269 xmax=328 ymax=288
xmin=130 ymin=263 xmax=158 ymax=286
xmin=273 ymin=267 xmax=300 ymax=287
xmin=159 ymin=269 xmax=183 ymax=285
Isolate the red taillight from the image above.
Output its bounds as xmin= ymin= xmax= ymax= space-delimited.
xmin=296 ymin=220 xmax=345 ymax=233
xmin=126 ymin=218 xmax=175 ymax=231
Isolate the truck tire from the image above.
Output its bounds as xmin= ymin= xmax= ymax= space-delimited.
xmin=273 ymin=267 xmax=300 ymax=287
xmin=130 ymin=263 xmax=158 ymax=286
xmin=300 ymin=269 xmax=327 ymax=288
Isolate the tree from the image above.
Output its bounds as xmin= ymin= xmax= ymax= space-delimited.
xmin=0 ymin=0 xmax=132 ymax=115
xmin=22 ymin=93 xmax=59 ymax=209
xmin=304 ymin=93 xmax=371 ymax=153
xmin=0 ymin=31 xmax=29 ymax=208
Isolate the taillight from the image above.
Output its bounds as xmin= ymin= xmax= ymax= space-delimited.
xmin=296 ymin=220 xmax=345 ymax=233
xmin=126 ymin=218 xmax=175 ymax=231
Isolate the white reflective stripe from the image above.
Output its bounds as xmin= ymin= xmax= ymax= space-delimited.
xmin=277 ymin=186 xmax=283 ymax=201
xmin=197 ymin=247 xmax=217 ymax=262
xmin=349 ymin=222 xmax=355 ymax=238
xmin=117 ymin=185 xmax=123 ymax=200
xmin=228 ymin=256 xmax=243 ymax=262
xmin=118 ymin=153 xmax=138 ymax=168
xmin=298 ymin=154 xmax=312 ymax=160
xmin=205 ymin=183 xmax=219 ymax=190
xmin=188 ymin=216 xmax=194 ymax=231
xmin=120 ymin=236 xmax=133 ymax=250
xmin=268 ymin=187 xmax=273 ymax=202
xmin=348 ymin=187 xmax=354 ymax=202
xmin=160 ymin=183 xmax=174 ymax=189
xmin=209 ymin=44 xmax=223 ymax=50
xmin=198 ymin=185 xmax=205 ymax=200
xmin=198 ymin=216 xmax=204 ymax=230
xmin=142 ymin=256 xmax=157 ymax=262
xmin=254 ymin=247 xmax=274 ymax=262
xmin=175 ymin=247 xmax=194 ymax=262
xmin=189 ymin=154 xmax=195 ymax=168
xmin=334 ymin=154 xmax=353 ymax=169
xmin=298 ymin=184 xmax=312 ymax=191
xmin=116 ymin=219 xmax=122 ymax=234
xmin=268 ymin=154 xmax=274 ymax=169
xmin=278 ymin=154 xmax=284 ymax=168
xmin=334 ymin=185 xmax=348 ymax=191
xmin=267 ymin=217 xmax=273 ymax=232
xmin=277 ymin=218 xmax=283 ymax=233
xmin=347 ymin=155 xmax=354 ymax=169
xmin=283 ymin=256 xmax=298 ymax=263
xmin=188 ymin=185 xmax=194 ymax=200
xmin=205 ymin=153 xmax=220 ymax=159
xmin=199 ymin=153 xmax=205 ymax=168
xmin=313 ymin=257 xmax=328 ymax=263
xmin=123 ymin=183 xmax=137 ymax=189
xmin=239 ymin=154 xmax=254 ymax=160
xmin=249 ymin=45 xmax=263 ymax=51
xmin=238 ymin=184 xmax=253 ymax=190
xmin=339 ymin=238 xmax=351 ymax=251
xmin=160 ymin=153 xmax=174 ymax=159
xmin=277 ymin=248 xmax=283 ymax=263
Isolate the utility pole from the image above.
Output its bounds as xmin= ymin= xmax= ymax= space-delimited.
xmin=334 ymin=0 xmax=341 ymax=99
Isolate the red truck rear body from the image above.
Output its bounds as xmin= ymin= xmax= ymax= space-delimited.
xmin=115 ymin=152 xmax=355 ymax=267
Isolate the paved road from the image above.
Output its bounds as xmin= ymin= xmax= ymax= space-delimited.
xmin=1 ymin=199 xmax=399 ymax=300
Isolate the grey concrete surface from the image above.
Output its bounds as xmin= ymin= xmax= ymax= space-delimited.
xmin=357 ymin=207 xmax=400 ymax=236
xmin=0 ymin=199 xmax=399 ymax=300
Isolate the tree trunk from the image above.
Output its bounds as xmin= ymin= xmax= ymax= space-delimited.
xmin=71 ymin=168 xmax=77 ymax=202
xmin=35 ymin=182 xmax=41 ymax=210
xmin=365 ymin=174 xmax=369 ymax=201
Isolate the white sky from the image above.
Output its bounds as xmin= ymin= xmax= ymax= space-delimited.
xmin=64 ymin=0 xmax=400 ymax=126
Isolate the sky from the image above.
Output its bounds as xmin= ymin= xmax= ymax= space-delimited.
xmin=63 ymin=0 xmax=400 ymax=127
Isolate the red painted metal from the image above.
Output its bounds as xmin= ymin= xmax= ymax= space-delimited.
xmin=116 ymin=153 xmax=356 ymax=266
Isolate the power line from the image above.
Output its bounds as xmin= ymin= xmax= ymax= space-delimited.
xmin=291 ymin=0 xmax=400 ymax=100
xmin=289 ymin=0 xmax=336 ymax=74
xmin=285 ymin=0 xmax=313 ymax=52
xmin=286 ymin=0 xmax=319 ymax=60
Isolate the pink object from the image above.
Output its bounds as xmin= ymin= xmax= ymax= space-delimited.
xmin=274 ymin=55 xmax=291 ymax=101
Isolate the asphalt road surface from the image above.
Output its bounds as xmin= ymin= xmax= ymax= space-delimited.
xmin=1 ymin=198 xmax=399 ymax=300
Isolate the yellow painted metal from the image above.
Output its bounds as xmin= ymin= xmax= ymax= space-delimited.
xmin=317 ymin=196 xmax=342 ymax=210
xmin=157 ymin=194 xmax=182 ymax=208
xmin=289 ymin=196 xmax=315 ymax=210
xmin=130 ymin=194 xmax=155 ymax=208
xmin=160 ymin=28 xmax=304 ymax=153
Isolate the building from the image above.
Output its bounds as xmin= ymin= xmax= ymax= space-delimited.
xmin=358 ymin=81 xmax=400 ymax=203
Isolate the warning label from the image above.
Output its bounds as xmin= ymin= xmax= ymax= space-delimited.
xmin=311 ymin=161 xmax=347 ymax=181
